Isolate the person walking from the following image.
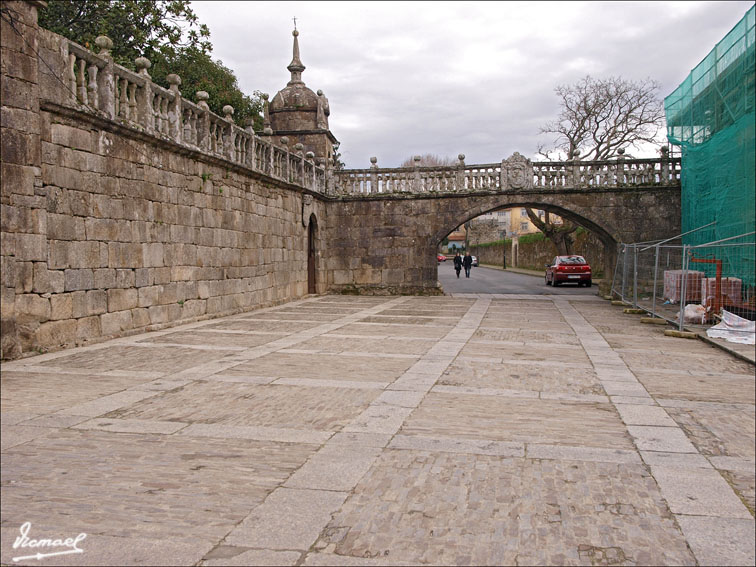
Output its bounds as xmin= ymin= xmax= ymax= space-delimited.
xmin=462 ymin=252 xmax=473 ymax=278
xmin=453 ymin=252 xmax=462 ymax=278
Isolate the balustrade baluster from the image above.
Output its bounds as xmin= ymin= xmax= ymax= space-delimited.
xmin=119 ymin=78 xmax=129 ymax=119
xmin=86 ymin=64 xmax=98 ymax=109
xmin=128 ymin=83 xmax=137 ymax=123
xmin=76 ymin=59 xmax=88 ymax=104
xmin=66 ymin=53 xmax=76 ymax=98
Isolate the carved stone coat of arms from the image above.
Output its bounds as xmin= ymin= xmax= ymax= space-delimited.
xmin=500 ymin=152 xmax=533 ymax=191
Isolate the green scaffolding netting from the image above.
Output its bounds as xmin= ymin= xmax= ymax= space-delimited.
xmin=664 ymin=5 xmax=755 ymax=288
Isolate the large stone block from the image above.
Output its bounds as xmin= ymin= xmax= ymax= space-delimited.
xmin=1 ymin=204 xmax=44 ymax=234
xmin=142 ymin=243 xmax=164 ymax=267
xmin=64 ymin=268 xmax=94 ymax=291
xmin=0 ymin=75 xmax=37 ymax=113
xmin=100 ymin=310 xmax=133 ymax=336
xmin=171 ymin=266 xmax=197 ymax=281
xmin=70 ymin=289 xmax=107 ymax=318
xmin=333 ymin=270 xmax=353 ymax=285
xmin=15 ymin=233 xmax=46 ymax=261
xmin=181 ymin=299 xmax=206 ymax=318
xmin=134 ymin=268 xmax=153 ymax=287
xmin=85 ymin=218 xmax=132 ymax=242
xmin=15 ymin=261 xmax=32 ymax=292
xmin=47 ymin=213 xmax=85 ymax=240
xmin=108 ymin=242 xmax=143 ymax=268
xmin=93 ymin=268 xmax=116 ymax=289
xmin=130 ymin=307 xmax=150 ymax=328
xmin=138 ymin=285 xmax=159 ymax=308
xmin=50 ymin=123 xmax=93 ymax=153
xmin=49 ymin=240 xmax=107 ymax=269
xmin=107 ymin=288 xmax=137 ymax=312
xmin=152 ymin=267 xmax=171 ymax=284
xmin=50 ymin=293 xmax=73 ymax=320
xmin=115 ymin=269 xmax=134 ymax=288
xmin=147 ymin=303 xmax=181 ymax=325
xmin=15 ymin=293 xmax=50 ymax=322
xmin=0 ymin=316 xmax=21 ymax=359
xmin=76 ymin=315 xmax=101 ymax=340
xmin=35 ymin=319 xmax=76 ymax=348
xmin=0 ymin=127 xmax=39 ymax=166
xmin=0 ymin=162 xmax=36 ymax=197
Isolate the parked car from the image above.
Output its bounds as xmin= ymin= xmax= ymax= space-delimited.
xmin=471 ymin=255 xmax=478 ymax=267
xmin=437 ymin=254 xmax=447 ymax=262
xmin=545 ymin=255 xmax=592 ymax=287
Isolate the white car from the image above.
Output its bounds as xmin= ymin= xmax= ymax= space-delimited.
xmin=471 ymin=255 xmax=478 ymax=267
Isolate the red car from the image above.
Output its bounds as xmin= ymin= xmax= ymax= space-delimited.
xmin=437 ymin=254 xmax=447 ymax=262
xmin=545 ymin=255 xmax=592 ymax=287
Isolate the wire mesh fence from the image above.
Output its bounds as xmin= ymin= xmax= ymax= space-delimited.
xmin=611 ymin=226 xmax=755 ymax=341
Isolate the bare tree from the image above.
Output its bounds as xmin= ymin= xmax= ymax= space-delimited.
xmin=525 ymin=209 xmax=577 ymax=255
xmin=531 ymin=75 xmax=666 ymax=253
xmin=537 ymin=75 xmax=665 ymax=160
xmin=399 ymin=154 xmax=456 ymax=167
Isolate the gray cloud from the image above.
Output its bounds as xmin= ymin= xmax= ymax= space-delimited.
xmin=191 ymin=1 xmax=753 ymax=167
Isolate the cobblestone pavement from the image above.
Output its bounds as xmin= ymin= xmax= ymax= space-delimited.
xmin=2 ymin=294 xmax=754 ymax=566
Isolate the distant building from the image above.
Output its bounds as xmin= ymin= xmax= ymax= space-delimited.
xmin=475 ymin=208 xmax=557 ymax=238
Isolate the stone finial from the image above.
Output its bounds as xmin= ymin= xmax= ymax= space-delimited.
xmin=571 ymin=149 xmax=581 ymax=158
xmin=458 ymin=154 xmax=465 ymax=162
xmin=316 ymin=89 xmax=330 ymax=128
xmin=413 ymin=156 xmax=421 ymax=163
xmin=223 ymin=105 xmax=234 ymax=121
xmin=280 ymin=136 xmax=289 ymax=145
xmin=95 ymin=35 xmax=113 ymax=59
xmin=195 ymin=91 xmax=210 ymax=110
xmin=263 ymin=127 xmax=273 ymax=135
xmin=135 ymin=57 xmax=151 ymax=78
xmin=294 ymin=143 xmax=304 ymax=153
xmin=370 ymin=156 xmax=378 ymax=166
xmin=166 ymin=74 xmax=182 ymax=93
xmin=287 ymin=28 xmax=306 ymax=85
xmin=262 ymin=93 xmax=271 ymax=131
xmin=660 ymin=146 xmax=669 ymax=155
xmin=306 ymin=151 xmax=315 ymax=159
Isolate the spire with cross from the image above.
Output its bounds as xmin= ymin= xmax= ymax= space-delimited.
xmin=287 ymin=19 xmax=305 ymax=85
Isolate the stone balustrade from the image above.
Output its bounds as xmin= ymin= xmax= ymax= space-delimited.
xmin=58 ymin=35 xmax=327 ymax=194
xmin=333 ymin=152 xmax=681 ymax=196
xmin=54 ymin=35 xmax=679 ymax=201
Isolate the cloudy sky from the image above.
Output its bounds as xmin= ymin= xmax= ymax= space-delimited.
xmin=191 ymin=1 xmax=752 ymax=168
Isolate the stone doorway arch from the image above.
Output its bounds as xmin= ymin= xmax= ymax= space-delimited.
xmin=307 ymin=213 xmax=318 ymax=294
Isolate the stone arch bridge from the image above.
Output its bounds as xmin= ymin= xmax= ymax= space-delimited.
xmin=327 ymin=153 xmax=681 ymax=294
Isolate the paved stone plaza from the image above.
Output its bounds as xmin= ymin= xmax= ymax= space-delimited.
xmin=1 ymin=294 xmax=754 ymax=566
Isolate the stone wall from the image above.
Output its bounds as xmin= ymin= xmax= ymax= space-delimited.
xmin=470 ymin=231 xmax=607 ymax=276
xmin=1 ymin=3 xmax=325 ymax=358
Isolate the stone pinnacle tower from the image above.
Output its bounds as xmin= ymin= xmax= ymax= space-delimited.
xmin=267 ymin=27 xmax=338 ymax=164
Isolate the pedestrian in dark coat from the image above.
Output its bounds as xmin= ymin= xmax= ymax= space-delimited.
xmin=463 ymin=252 xmax=473 ymax=278
xmin=453 ymin=252 xmax=462 ymax=278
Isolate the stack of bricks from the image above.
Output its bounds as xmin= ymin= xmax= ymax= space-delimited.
xmin=662 ymin=270 xmax=704 ymax=304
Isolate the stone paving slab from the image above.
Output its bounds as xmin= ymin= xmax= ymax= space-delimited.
xmin=313 ymin=450 xmax=696 ymax=566
xmin=676 ymin=516 xmax=756 ymax=567
xmin=2 ymin=295 xmax=754 ymax=566
xmin=224 ymin=488 xmax=348 ymax=550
